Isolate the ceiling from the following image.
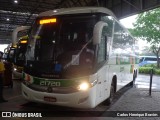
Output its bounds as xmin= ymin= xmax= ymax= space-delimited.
xmin=0 ymin=0 xmax=160 ymax=44
xmin=0 ymin=0 xmax=97 ymax=44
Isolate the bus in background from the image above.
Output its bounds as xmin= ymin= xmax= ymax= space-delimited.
xmin=11 ymin=26 xmax=30 ymax=79
xmin=22 ymin=7 xmax=139 ymax=108
xmin=13 ymin=36 xmax=28 ymax=78
xmin=12 ymin=26 xmax=30 ymax=45
xmin=139 ymin=56 xmax=160 ymax=66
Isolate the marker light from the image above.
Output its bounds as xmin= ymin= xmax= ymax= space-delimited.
xmin=20 ymin=40 xmax=27 ymax=44
xmin=78 ymin=82 xmax=90 ymax=91
xmin=39 ymin=18 xmax=57 ymax=24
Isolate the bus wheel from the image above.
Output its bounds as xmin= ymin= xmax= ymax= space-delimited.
xmin=130 ymin=73 xmax=136 ymax=87
xmin=104 ymin=81 xmax=115 ymax=105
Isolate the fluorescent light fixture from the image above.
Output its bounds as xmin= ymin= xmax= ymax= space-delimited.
xmin=14 ymin=0 xmax=18 ymax=3
xmin=6 ymin=18 xmax=10 ymax=21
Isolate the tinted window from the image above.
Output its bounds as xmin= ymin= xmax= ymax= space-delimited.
xmin=145 ymin=58 xmax=157 ymax=61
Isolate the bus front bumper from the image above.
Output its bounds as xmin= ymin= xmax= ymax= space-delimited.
xmin=21 ymin=83 xmax=96 ymax=108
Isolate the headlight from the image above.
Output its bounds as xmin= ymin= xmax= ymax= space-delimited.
xmin=78 ymin=82 xmax=90 ymax=91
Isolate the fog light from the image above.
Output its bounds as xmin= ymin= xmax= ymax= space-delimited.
xmin=78 ymin=82 xmax=90 ymax=91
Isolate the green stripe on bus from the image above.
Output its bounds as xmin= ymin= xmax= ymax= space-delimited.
xmin=33 ymin=77 xmax=78 ymax=87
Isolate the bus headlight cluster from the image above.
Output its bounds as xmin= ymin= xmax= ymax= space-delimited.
xmin=78 ymin=82 xmax=90 ymax=91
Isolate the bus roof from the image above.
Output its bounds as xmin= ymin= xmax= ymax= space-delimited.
xmin=39 ymin=7 xmax=117 ymax=18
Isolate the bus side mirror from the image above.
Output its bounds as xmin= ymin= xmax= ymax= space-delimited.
xmin=93 ymin=21 xmax=108 ymax=45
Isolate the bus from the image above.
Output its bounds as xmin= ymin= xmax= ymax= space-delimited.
xmin=22 ymin=7 xmax=139 ymax=108
xmin=11 ymin=26 xmax=30 ymax=79
xmin=139 ymin=56 xmax=160 ymax=66
xmin=13 ymin=36 xmax=28 ymax=78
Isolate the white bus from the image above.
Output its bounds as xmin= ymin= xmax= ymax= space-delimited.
xmin=13 ymin=36 xmax=28 ymax=78
xmin=11 ymin=26 xmax=30 ymax=79
xmin=22 ymin=7 xmax=139 ymax=108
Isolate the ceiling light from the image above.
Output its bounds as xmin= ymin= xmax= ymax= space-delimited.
xmin=6 ymin=18 xmax=10 ymax=21
xmin=14 ymin=0 xmax=18 ymax=4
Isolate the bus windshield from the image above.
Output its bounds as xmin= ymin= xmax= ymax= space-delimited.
xmin=25 ymin=14 xmax=99 ymax=79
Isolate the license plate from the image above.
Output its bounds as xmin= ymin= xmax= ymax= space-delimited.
xmin=44 ymin=97 xmax=57 ymax=102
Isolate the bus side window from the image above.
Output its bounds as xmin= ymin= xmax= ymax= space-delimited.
xmin=139 ymin=57 xmax=144 ymax=63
